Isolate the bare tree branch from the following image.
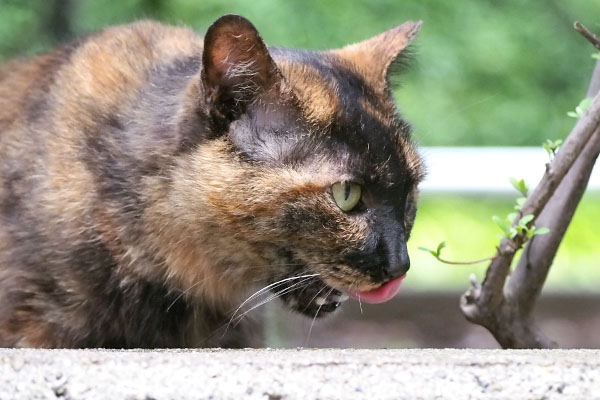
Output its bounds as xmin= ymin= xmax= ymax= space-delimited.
xmin=587 ymin=62 xmax=600 ymax=99
xmin=575 ymin=21 xmax=600 ymax=51
xmin=509 ymin=127 xmax=600 ymax=305
xmin=460 ymin=23 xmax=600 ymax=348
xmin=508 ymin=61 xmax=600 ymax=314
xmin=461 ymin=91 xmax=600 ymax=315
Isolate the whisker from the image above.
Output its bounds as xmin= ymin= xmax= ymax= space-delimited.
xmin=297 ymin=275 xmax=322 ymax=298
xmin=305 ymin=287 xmax=334 ymax=347
xmin=220 ymin=279 xmax=315 ymax=341
xmin=229 ymin=283 xmax=305 ymax=329
xmin=358 ymin=294 xmax=363 ymax=315
xmin=166 ymin=276 xmax=211 ymax=312
xmin=300 ymin=282 xmax=329 ymax=314
xmin=168 ymin=268 xmax=318 ymax=313
xmin=228 ymin=273 xmax=320 ymax=323
xmin=223 ymin=275 xmax=318 ymax=335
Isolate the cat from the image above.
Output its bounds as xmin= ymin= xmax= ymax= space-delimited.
xmin=0 ymin=14 xmax=424 ymax=348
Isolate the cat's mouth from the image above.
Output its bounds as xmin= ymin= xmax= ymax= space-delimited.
xmin=332 ymin=274 xmax=407 ymax=304
xmin=275 ymin=274 xmax=406 ymax=317
xmin=277 ymin=277 xmax=349 ymax=316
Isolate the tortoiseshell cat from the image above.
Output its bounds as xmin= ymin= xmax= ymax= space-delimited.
xmin=0 ymin=14 xmax=424 ymax=348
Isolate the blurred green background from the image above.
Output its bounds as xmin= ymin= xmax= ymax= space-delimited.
xmin=1 ymin=0 xmax=598 ymax=292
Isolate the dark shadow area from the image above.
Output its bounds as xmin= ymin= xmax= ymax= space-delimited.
xmin=267 ymin=292 xmax=600 ymax=348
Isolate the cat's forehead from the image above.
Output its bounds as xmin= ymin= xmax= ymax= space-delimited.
xmin=271 ymin=50 xmax=424 ymax=186
xmin=275 ymin=50 xmax=389 ymax=125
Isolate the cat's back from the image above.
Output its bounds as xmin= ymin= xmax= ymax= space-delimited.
xmin=0 ymin=20 xmax=205 ymax=273
xmin=0 ymin=21 xmax=209 ymax=348
xmin=0 ymin=20 xmax=205 ymax=249
xmin=0 ymin=20 xmax=204 ymax=222
xmin=0 ymin=20 xmax=202 ymax=138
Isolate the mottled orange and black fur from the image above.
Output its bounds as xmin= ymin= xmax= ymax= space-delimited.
xmin=0 ymin=15 xmax=424 ymax=348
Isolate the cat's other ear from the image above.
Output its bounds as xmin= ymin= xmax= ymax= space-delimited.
xmin=201 ymin=14 xmax=281 ymax=128
xmin=331 ymin=21 xmax=422 ymax=92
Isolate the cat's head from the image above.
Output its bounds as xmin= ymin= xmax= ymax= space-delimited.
xmin=171 ymin=15 xmax=424 ymax=316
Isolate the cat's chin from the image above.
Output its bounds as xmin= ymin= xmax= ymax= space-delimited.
xmin=277 ymin=277 xmax=350 ymax=317
xmin=275 ymin=274 xmax=406 ymax=316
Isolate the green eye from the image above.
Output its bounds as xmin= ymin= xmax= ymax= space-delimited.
xmin=331 ymin=181 xmax=362 ymax=212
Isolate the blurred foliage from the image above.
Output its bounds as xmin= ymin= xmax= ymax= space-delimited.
xmin=0 ymin=0 xmax=597 ymax=146
xmin=408 ymin=194 xmax=600 ymax=291
xmin=1 ymin=1 xmax=599 ymax=289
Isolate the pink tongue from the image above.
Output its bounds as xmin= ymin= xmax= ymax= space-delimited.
xmin=350 ymin=275 xmax=406 ymax=304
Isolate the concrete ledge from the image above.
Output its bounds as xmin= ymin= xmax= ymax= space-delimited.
xmin=1 ymin=348 xmax=599 ymax=399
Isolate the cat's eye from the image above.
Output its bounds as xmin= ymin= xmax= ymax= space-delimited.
xmin=331 ymin=181 xmax=362 ymax=212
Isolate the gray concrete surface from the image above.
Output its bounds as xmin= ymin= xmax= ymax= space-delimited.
xmin=1 ymin=348 xmax=599 ymax=399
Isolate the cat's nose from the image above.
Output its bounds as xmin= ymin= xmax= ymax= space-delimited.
xmin=375 ymin=217 xmax=411 ymax=280
xmin=383 ymin=241 xmax=410 ymax=279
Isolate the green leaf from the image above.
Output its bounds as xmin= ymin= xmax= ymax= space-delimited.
xmin=509 ymin=177 xmax=519 ymax=191
xmin=510 ymin=177 xmax=528 ymax=197
xmin=577 ymin=98 xmax=593 ymax=114
xmin=514 ymin=197 xmax=526 ymax=211
xmin=436 ymin=241 xmax=447 ymax=256
xmin=418 ymin=247 xmax=437 ymax=257
xmin=568 ymin=98 xmax=593 ymax=119
xmin=593 ymin=52 xmax=600 ymax=60
xmin=519 ymin=214 xmax=534 ymax=226
xmin=534 ymin=227 xmax=550 ymax=235
xmin=543 ymin=143 xmax=552 ymax=158
xmin=542 ymin=139 xmax=563 ymax=160
xmin=419 ymin=241 xmax=447 ymax=259
xmin=492 ymin=215 xmax=507 ymax=232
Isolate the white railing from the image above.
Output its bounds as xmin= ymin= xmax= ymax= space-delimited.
xmin=419 ymin=147 xmax=600 ymax=193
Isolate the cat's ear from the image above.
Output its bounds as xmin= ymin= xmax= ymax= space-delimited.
xmin=331 ymin=21 xmax=422 ymax=92
xmin=201 ymin=14 xmax=281 ymax=127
